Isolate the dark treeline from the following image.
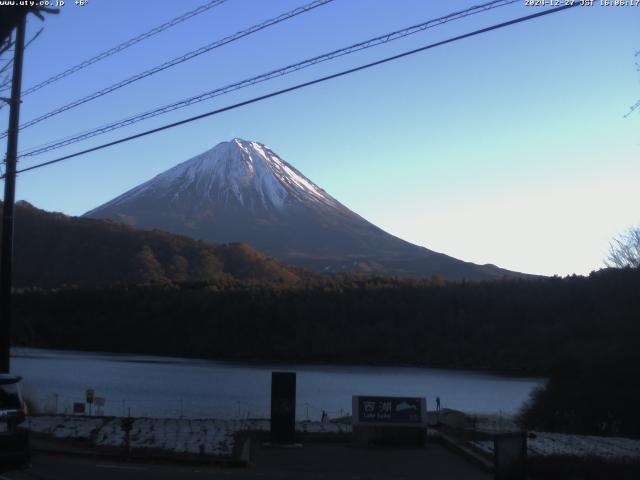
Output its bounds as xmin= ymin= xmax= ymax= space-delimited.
xmin=11 ymin=267 xmax=640 ymax=435
xmin=11 ymin=267 xmax=639 ymax=372
xmin=519 ymin=353 xmax=640 ymax=437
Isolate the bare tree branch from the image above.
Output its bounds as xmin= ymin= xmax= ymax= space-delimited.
xmin=625 ymin=50 xmax=640 ymax=117
xmin=606 ymin=226 xmax=640 ymax=268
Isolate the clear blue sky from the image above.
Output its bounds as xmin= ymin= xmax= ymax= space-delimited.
xmin=1 ymin=0 xmax=638 ymax=276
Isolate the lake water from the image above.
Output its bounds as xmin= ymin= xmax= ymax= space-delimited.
xmin=10 ymin=348 xmax=545 ymax=420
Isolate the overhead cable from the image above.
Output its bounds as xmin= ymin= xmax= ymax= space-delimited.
xmin=6 ymin=3 xmax=579 ymax=179
xmin=13 ymin=0 xmax=229 ymax=97
xmin=2 ymin=0 xmax=335 ymax=139
xmin=19 ymin=0 xmax=519 ymax=158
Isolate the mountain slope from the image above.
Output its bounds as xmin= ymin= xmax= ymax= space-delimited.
xmin=2 ymin=201 xmax=304 ymax=288
xmin=85 ymin=138 xmax=528 ymax=280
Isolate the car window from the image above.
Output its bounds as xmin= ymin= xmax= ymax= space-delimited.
xmin=0 ymin=384 xmax=22 ymax=410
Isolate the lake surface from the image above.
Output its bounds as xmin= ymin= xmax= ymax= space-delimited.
xmin=11 ymin=348 xmax=545 ymax=420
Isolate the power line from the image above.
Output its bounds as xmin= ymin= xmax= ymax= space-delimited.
xmin=0 ymin=37 xmax=14 ymax=97
xmin=0 ymin=28 xmax=44 ymax=99
xmin=5 ymin=3 xmax=578 ymax=179
xmin=625 ymin=99 xmax=639 ymax=117
xmin=1 ymin=0 xmax=335 ymax=139
xmin=0 ymin=39 xmax=12 ymax=58
xmin=2 ymin=0 xmax=229 ymax=97
xmin=0 ymin=27 xmax=43 ymax=77
xmin=18 ymin=0 xmax=519 ymax=158
xmin=625 ymin=50 xmax=640 ymax=117
xmin=24 ymin=26 xmax=44 ymax=51
xmin=0 ymin=51 xmax=14 ymax=75
xmin=0 ymin=66 xmax=12 ymax=91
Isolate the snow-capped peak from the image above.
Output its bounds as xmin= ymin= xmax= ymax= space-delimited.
xmin=92 ymin=139 xmax=339 ymax=212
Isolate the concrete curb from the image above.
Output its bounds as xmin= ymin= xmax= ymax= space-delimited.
xmin=438 ymin=431 xmax=494 ymax=473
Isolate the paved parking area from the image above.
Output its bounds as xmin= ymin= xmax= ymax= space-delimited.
xmin=249 ymin=440 xmax=492 ymax=480
xmin=0 ymin=440 xmax=490 ymax=480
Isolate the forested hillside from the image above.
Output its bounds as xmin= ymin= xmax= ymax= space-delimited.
xmin=11 ymin=262 xmax=640 ymax=435
xmin=1 ymin=201 xmax=305 ymax=287
xmin=12 ymin=267 xmax=639 ymax=373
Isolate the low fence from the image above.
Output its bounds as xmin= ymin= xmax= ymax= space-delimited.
xmin=26 ymin=392 xmax=350 ymax=421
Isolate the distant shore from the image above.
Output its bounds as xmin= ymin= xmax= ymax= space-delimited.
xmin=10 ymin=345 xmax=548 ymax=379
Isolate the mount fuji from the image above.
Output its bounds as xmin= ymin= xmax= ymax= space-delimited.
xmin=85 ymin=138 xmax=526 ymax=280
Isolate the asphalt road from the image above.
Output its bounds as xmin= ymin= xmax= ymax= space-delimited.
xmin=0 ymin=442 xmax=491 ymax=480
xmin=1 ymin=454 xmax=246 ymax=480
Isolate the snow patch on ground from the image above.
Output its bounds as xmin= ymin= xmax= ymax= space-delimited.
xmin=28 ymin=415 xmax=105 ymax=440
xmin=28 ymin=415 xmax=351 ymax=457
xmin=474 ymin=413 xmax=520 ymax=434
xmin=471 ymin=432 xmax=640 ymax=460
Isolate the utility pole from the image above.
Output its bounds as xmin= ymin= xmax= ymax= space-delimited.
xmin=0 ymin=16 xmax=27 ymax=373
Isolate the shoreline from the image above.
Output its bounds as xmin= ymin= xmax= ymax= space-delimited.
xmin=10 ymin=345 xmax=549 ymax=380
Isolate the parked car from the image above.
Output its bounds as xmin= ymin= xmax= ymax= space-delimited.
xmin=0 ymin=374 xmax=30 ymax=469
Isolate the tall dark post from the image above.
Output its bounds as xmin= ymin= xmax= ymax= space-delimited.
xmin=0 ymin=16 xmax=27 ymax=373
xmin=270 ymin=372 xmax=296 ymax=444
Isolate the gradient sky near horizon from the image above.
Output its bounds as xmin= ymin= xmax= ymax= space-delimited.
xmin=0 ymin=0 xmax=638 ymax=277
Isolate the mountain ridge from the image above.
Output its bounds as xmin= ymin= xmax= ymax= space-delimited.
xmin=3 ymin=200 xmax=305 ymax=288
xmin=85 ymin=138 xmax=532 ymax=280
